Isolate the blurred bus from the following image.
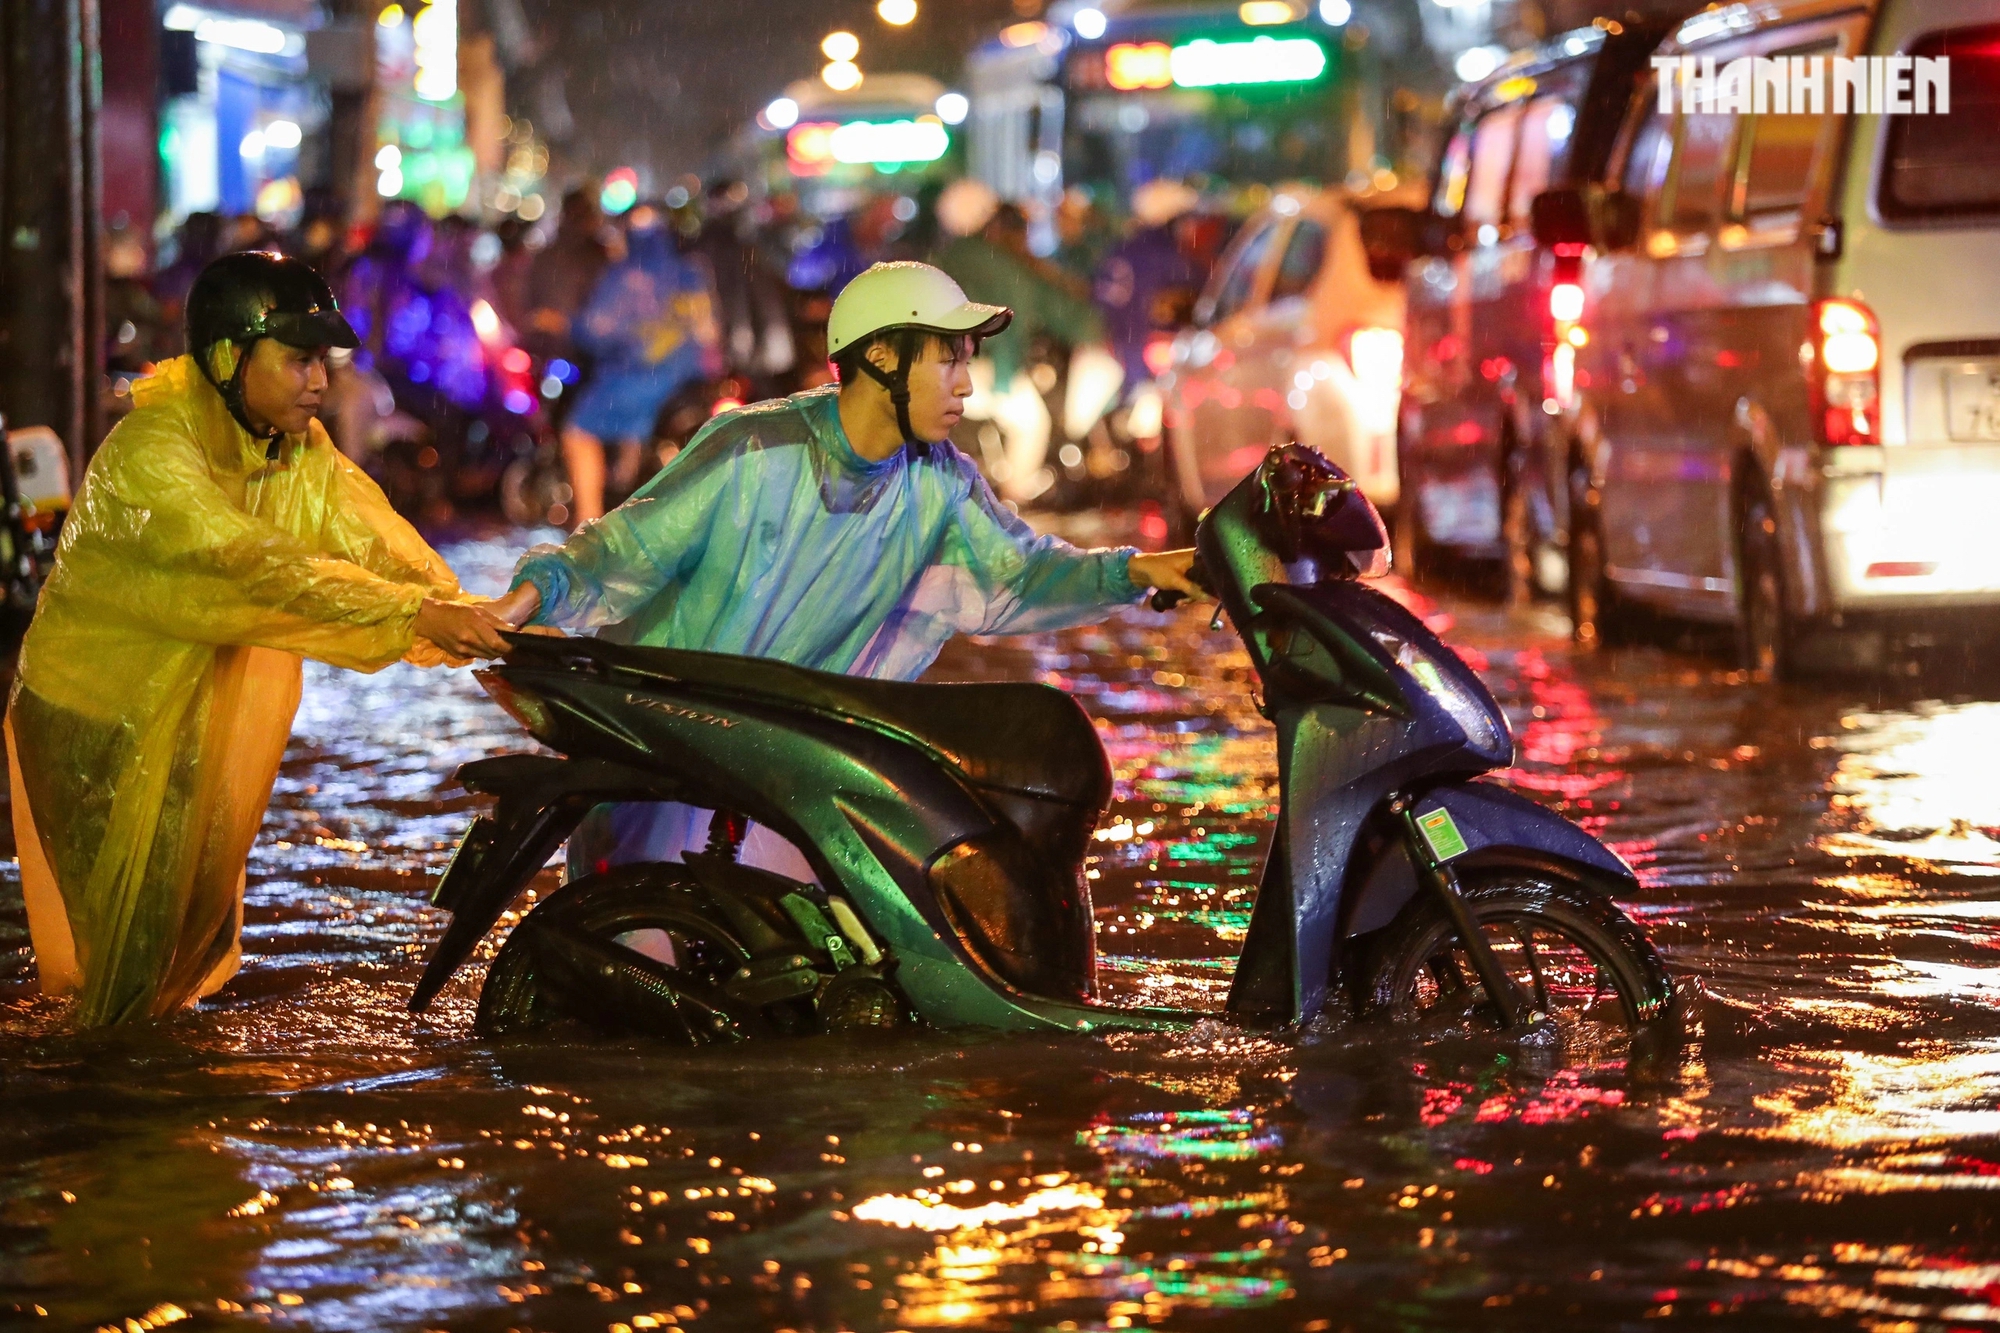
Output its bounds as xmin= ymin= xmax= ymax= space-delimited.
xmin=965 ymin=1 xmax=1397 ymax=232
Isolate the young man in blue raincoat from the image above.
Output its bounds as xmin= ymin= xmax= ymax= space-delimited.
xmin=489 ymin=261 xmax=1200 ymax=874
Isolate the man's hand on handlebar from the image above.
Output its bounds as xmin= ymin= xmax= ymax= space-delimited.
xmin=414 ymin=599 xmax=513 ymax=660
xmin=490 ymin=582 xmax=543 ymax=629
xmin=1130 ymin=549 xmax=1206 ymax=611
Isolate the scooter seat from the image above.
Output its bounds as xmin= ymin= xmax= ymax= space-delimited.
xmin=516 ymin=635 xmax=1112 ymax=812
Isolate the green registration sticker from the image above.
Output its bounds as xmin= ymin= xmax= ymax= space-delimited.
xmin=1416 ymin=806 xmax=1470 ymax=862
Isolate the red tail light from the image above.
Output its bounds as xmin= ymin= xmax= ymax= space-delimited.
xmin=1807 ymin=297 xmax=1881 ymax=447
xmin=1142 ymin=334 xmax=1175 ymax=378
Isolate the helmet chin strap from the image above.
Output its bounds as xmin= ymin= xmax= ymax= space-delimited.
xmin=855 ymin=328 xmax=931 ymax=455
xmin=196 ymin=339 xmax=280 ymax=444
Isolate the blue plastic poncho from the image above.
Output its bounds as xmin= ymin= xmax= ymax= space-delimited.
xmin=516 ymin=384 xmax=1141 ymax=672
xmin=512 ymin=384 xmax=1144 ymax=870
xmin=566 ymin=223 xmax=715 ymax=443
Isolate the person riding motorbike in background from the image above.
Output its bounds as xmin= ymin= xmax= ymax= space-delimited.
xmin=1094 ymin=179 xmax=1205 ymax=390
xmin=559 ymin=203 xmax=722 ymax=525
xmin=486 ymin=260 xmax=1201 ymax=881
xmin=693 ymin=178 xmax=796 ymax=397
xmin=6 ymin=251 xmax=509 ymax=1028
xmin=335 ymin=203 xmax=486 ymax=510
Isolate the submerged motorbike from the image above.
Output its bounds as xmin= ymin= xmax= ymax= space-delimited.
xmin=410 ymin=443 xmax=1673 ymax=1043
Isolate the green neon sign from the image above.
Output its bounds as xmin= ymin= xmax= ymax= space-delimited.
xmin=1171 ymin=35 xmax=1328 ymax=88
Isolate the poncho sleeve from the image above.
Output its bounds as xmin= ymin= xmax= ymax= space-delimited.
xmin=936 ymin=449 xmax=1141 ymax=635
xmin=512 ymin=425 xmax=736 ymax=631
xmin=67 ymin=425 xmax=429 ymax=672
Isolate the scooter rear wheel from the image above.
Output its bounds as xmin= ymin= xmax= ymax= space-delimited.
xmin=475 ymin=865 xmax=812 ymax=1041
xmin=1358 ymin=868 xmax=1673 ymax=1049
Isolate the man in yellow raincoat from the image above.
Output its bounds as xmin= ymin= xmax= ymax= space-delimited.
xmin=6 ymin=251 xmax=512 ymax=1027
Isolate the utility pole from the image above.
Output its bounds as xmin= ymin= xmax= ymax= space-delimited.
xmin=0 ymin=0 xmax=104 ymax=479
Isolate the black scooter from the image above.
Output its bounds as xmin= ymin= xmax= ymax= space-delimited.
xmin=410 ymin=444 xmax=1673 ymax=1042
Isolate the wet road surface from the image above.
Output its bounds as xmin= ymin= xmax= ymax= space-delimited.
xmin=7 ymin=525 xmax=2000 ymax=1330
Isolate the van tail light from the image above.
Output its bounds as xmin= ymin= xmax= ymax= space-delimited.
xmin=1346 ymin=327 xmax=1404 ymax=434
xmin=1807 ymin=297 xmax=1881 ymax=447
xmin=1347 ymin=326 xmax=1404 ymax=389
xmin=1549 ymin=282 xmax=1585 ymax=324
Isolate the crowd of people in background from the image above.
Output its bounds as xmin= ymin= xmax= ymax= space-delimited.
xmin=107 ymin=171 xmax=1229 ymax=526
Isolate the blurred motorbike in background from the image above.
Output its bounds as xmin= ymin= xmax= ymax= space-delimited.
xmin=0 ymin=420 xmax=71 ymax=643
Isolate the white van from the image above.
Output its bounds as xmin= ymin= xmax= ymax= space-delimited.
xmin=1544 ymin=0 xmax=2000 ymax=675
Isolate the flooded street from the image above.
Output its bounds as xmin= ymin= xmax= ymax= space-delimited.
xmin=8 ymin=524 xmax=2000 ymax=1332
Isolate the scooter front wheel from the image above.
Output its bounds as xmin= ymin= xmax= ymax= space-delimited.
xmin=475 ymin=865 xmax=815 ymax=1042
xmin=1358 ymin=868 xmax=1673 ymax=1049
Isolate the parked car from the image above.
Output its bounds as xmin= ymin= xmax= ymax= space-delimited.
xmin=1543 ymin=0 xmax=2000 ymax=676
xmin=1161 ymin=188 xmax=1411 ymax=530
xmin=1396 ymin=17 xmax=1677 ymax=600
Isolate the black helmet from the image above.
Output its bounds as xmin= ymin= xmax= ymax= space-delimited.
xmin=185 ymin=249 xmax=358 ymax=357
xmin=185 ymin=250 xmax=357 ymax=438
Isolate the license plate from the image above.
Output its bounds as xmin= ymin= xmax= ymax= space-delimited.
xmin=1944 ymin=363 xmax=2000 ymax=442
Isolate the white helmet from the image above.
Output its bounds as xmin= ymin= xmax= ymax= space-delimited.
xmin=826 ymin=261 xmax=1013 ymax=445
xmin=826 ymin=261 xmax=1011 ymax=357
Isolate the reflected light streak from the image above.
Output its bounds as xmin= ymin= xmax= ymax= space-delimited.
xmin=1818 ymin=703 xmax=2000 ymax=867
xmin=1753 ymin=1043 xmax=2000 ymax=1147
xmin=851 ymin=1181 xmax=1106 ymax=1230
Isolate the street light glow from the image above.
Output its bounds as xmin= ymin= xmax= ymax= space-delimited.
xmin=821 ymin=30 xmax=860 ymax=62
xmin=935 ymin=92 xmax=969 ymax=124
xmin=1319 ymin=0 xmax=1352 ymax=23
xmin=876 ymin=0 xmax=917 ymax=25
xmin=264 ymin=119 xmax=303 ymax=150
xmin=1239 ymin=1 xmax=1298 ymax=24
xmin=412 ymin=0 xmax=458 ymax=101
xmin=765 ymin=96 xmax=800 ymax=129
xmin=162 ymin=5 xmax=296 ymax=56
xmin=1454 ymin=45 xmax=1505 ymax=82
xmin=1073 ymin=7 xmax=1107 ymax=39
xmin=822 ymin=59 xmax=863 ymax=91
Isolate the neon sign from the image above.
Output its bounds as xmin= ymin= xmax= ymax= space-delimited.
xmin=1106 ymin=42 xmax=1173 ymax=91
xmin=1106 ymin=35 xmax=1328 ymax=90
xmin=1170 ymin=36 xmax=1326 ymax=87
xmin=786 ymin=119 xmax=950 ymax=171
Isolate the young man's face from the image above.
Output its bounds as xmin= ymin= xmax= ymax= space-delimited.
xmin=237 ymin=338 xmax=330 ymax=437
xmin=870 ymin=334 xmax=975 ymax=442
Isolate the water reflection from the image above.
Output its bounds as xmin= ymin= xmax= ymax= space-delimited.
xmin=11 ymin=527 xmax=2000 ymax=1327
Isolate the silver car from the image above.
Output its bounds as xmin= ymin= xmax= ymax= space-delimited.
xmin=1161 ymin=188 xmax=1408 ymax=527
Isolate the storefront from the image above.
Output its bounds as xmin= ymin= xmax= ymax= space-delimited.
xmin=157 ymin=0 xmax=323 ymax=226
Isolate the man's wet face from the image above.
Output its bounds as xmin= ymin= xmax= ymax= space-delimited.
xmin=901 ymin=335 xmax=975 ymax=442
xmin=238 ymin=339 xmax=330 ymax=437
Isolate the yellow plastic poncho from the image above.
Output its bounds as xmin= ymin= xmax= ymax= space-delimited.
xmin=6 ymin=355 xmax=469 ymax=1027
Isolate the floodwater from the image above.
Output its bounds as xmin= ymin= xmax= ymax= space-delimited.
xmin=7 ymin=526 xmax=2000 ymax=1332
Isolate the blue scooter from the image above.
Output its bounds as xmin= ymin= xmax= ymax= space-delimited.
xmin=410 ymin=444 xmax=1673 ymax=1043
